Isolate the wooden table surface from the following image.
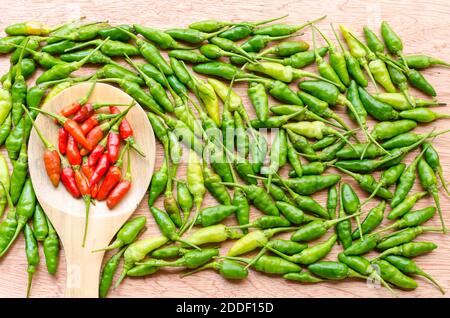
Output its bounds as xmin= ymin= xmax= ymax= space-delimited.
xmin=0 ymin=0 xmax=449 ymax=298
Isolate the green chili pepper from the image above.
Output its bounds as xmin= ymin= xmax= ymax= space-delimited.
xmin=380 ymin=21 xmax=407 ymax=63
xmin=374 ymin=259 xmax=418 ymax=290
xmin=95 ymin=64 xmax=144 ymax=85
xmin=247 ymin=82 xmax=269 ymax=122
xmin=363 ymin=164 xmax=405 ymax=205
xmin=421 ymin=142 xmax=449 ymax=195
xmin=371 ymin=120 xmax=417 ymax=142
xmin=308 ymin=261 xmax=367 ymax=281
xmin=41 ymin=39 xmax=77 ymax=54
xmin=341 ymin=182 xmax=363 ymax=238
xmin=388 ymin=191 xmax=428 ymax=220
xmin=227 ymin=227 xmax=295 ymax=256
xmin=0 ymin=181 xmax=17 ymax=256
xmin=32 ymin=203 xmax=48 ymax=241
xmin=283 ymin=271 xmax=324 ymax=283
xmin=259 ymin=40 xmax=310 ymax=57
xmin=137 ymin=248 xmax=219 ymax=269
xmin=352 ymin=201 xmax=386 ymax=239
xmin=10 ymin=36 xmax=44 ymax=64
xmin=399 ymin=108 xmax=450 ymax=123
xmin=291 ymin=212 xmax=360 ymax=242
xmin=296 ymin=93 xmax=351 ymax=132
xmin=147 ymin=161 xmax=168 ymax=206
xmin=99 ymin=247 xmax=126 ymax=298
xmin=363 ymin=26 xmax=385 ymax=53
xmin=227 ymin=254 xmax=302 ymax=275
xmin=267 ymin=239 xmax=308 ymax=255
xmin=357 ymin=86 xmax=399 ymax=121
xmin=374 ymin=93 xmax=445 ymax=111
xmin=275 ymin=174 xmax=329 ymax=218
xmin=24 ymin=223 xmax=39 ymax=298
xmin=336 ymin=184 xmax=353 ymax=248
xmin=265 ymin=234 xmax=337 ymax=265
xmin=233 ymin=215 xmax=291 ymax=230
xmin=10 ymin=43 xmax=65 ymax=69
xmin=385 ymin=255 xmax=445 ymax=294
xmin=126 ymin=55 xmax=174 ymax=112
xmin=288 ymin=160 xmax=337 ymax=177
xmin=221 ymin=182 xmax=279 ymax=216
xmin=151 ymin=246 xmax=190 ymax=259
xmin=261 ymin=47 xmax=328 ymax=69
xmin=374 ymin=241 xmax=438 ymax=261
xmin=376 ymin=226 xmax=442 ymax=251
xmin=98 ymin=24 xmax=134 ymax=41
xmin=182 ymin=258 xmax=249 ymax=279
xmin=10 ymin=135 xmax=28 ymax=202
xmin=60 ymin=49 xmax=121 ymax=67
xmin=10 ymin=38 xmax=28 ymax=126
xmin=404 ymin=54 xmax=450 ymax=69
xmin=168 ymin=50 xmax=211 ymax=64
xmin=195 ymin=205 xmax=237 ymax=227
xmin=233 ymin=188 xmax=250 ymax=234
xmin=246 ymin=61 xmax=340 ymax=85
xmin=337 ymin=167 xmax=393 ymax=201
xmin=115 ymin=235 xmax=169 ymax=287
xmin=275 ymin=201 xmax=316 ymax=224
xmin=165 ymin=27 xmax=224 ymax=44
xmin=183 ymin=224 xmax=243 ymax=247
xmin=311 ymin=27 xmax=346 ymax=92
xmin=417 ymin=157 xmax=445 ymax=232
xmin=93 ymin=216 xmax=146 ymax=252
xmin=98 ymin=77 xmax=163 ymax=114
xmin=375 ymin=207 xmax=436 ymax=236
xmin=0 ymin=36 xmax=25 ymax=54
xmin=0 ymin=114 xmax=11 ymax=146
xmin=117 ymin=27 xmax=173 ymax=75
xmin=43 ymin=216 xmax=59 ymax=275
xmin=54 ymin=21 xmax=110 ymax=41
xmin=0 ymin=155 xmax=10 ymax=217
xmin=37 ymin=38 xmax=108 ymax=83
xmin=269 ymin=174 xmax=341 ymax=196
xmin=264 ymin=182 xmax=295 ymax=206
xmin=132 ymin=24 xmax=192 ymax=50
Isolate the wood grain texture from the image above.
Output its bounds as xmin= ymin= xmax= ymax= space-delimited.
xmin=0 ymin=0 xmax=449 ymax=298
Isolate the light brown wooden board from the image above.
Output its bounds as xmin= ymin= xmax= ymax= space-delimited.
xmin=0 ymin=0 xmax=449 ymax=298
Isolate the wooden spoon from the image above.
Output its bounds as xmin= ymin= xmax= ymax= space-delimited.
xmin=28 ymin=82 xmax=155 ymax=297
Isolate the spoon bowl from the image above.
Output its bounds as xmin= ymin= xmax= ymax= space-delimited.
xmin=28 ymin=82 xmax=155 ymax=297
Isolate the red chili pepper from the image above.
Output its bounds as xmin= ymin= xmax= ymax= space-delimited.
xmin=23 ymin=106 xmax=61 ymax=187
xmin=110 ymin=106 xmax=133 ymax=139
xmin=73 ymin=102 xmax=128 ymax=123
xmin=61 ymin=166 xmax=81 ymax=198
xmin=91 ymin=183 xmax=99 ymax=199
xmin=88 ymin=134 xmax=108 ymax=167
xmin=74 ymin=167 xmax=90 ymax=196
xmin=66 ymin=135 xmax=82 ymax=166
xmin=44 ymin=149 xmax=61 ymax=187
xmin=110 ymin=106 xmax=145 ymax=157
xmin=32 ymin=107 xmax=93 ymax=151
xmin=106 ymin=116 xmax=122 ymax=163
xmin=90 ymin=153 xmax=110 ymax=187
xmin=59 ymin=81 xmax=96 ymax=117
xmin=58 ymin=128 xmax=68 ymax=155
xmin=81 ymin=113 xmax=119 ymax=135
xmin=79 ymin=103 xmax=134 ymax=156
xmin=82 ymin=156 xmax=93 ymax=179
xmin=97 ymin=143 xmax=128 ymax=200
xmin=107 ymin=147 xmax=132 ymax=209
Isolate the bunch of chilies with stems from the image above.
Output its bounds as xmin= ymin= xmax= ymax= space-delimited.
xmin=0 ymin=15 xmax=448 ymax=298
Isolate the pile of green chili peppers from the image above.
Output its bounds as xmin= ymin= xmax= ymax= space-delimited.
xmin=0 ymin=16 xmax=448 ymax=298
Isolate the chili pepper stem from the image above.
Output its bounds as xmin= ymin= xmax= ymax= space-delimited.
xmin=79 ymin=80 xmax=96 ymax=105
xmin=418 ymin=270 xmax=445 ymax=295
xmin=180 ymin=262 xmax=214 ymax=278
xmin=22 ymin=105 xmax=53 ymax=149
xmin=26 ymin=271 xmax=34 ymax=298
xmin=81 ymin=195 xmax=91 ymax=247
xmin=244 ymin=246 xmax=267 ymax=270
